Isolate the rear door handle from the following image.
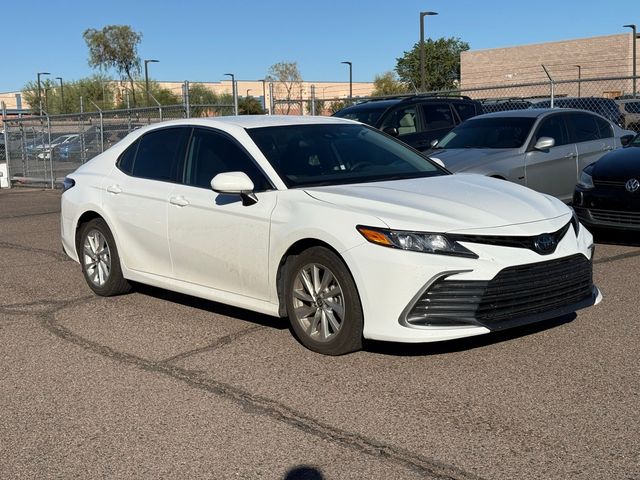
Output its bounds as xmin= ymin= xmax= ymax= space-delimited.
xmin=169 ymin=195 xmax=190 ymax=207
xmin=106 ymin=184 xmax=122 ymax=194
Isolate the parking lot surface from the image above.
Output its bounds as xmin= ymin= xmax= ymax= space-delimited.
xmin=1 ymin=188 xmax=638 ymax=479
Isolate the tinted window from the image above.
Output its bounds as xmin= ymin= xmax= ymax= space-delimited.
xmin=333 ymin=107 xmax=387 ymax=126
xmin=131 ymin=128 xmax=190 ymax=182
xmin=437 ymin=117 xmax=535 ymax=149
xmin=247 ymin=124 xmax=445 ymax=188
xmin=535 ymin=115 xmax=569 ymax=146
xmin=421 ymin=104 xmax=455 ymax=131
xmin=117 ymin=140 xmax=138 ymax=175
xmin=380 ymin=106 xmax=417 ymax=136
xmin=594 ymin=116 xmax=613 ymax=138
xmin=184 ymin=128 xmax=270 ymax=190
xmin=452 ymin=102 xmax=477 ymax=120
xmin=570 ymin=113 xmax=600 ymax=143
xmin=623 ymin=102 xmax=640 ymax=114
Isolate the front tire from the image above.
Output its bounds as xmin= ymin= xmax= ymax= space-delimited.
xmin=285 ymin=247 xmax=363 ymax=355
xmin=78 ymin=218 xmax=131 ymax=296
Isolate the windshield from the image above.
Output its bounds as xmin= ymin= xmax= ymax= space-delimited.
xmin=247 ymin=124 xmax=446 ymax=188
xmin=332 ymin=107 xmax=386 ymax=126
xmin=436 ymin=117 xmax=535 ymax=149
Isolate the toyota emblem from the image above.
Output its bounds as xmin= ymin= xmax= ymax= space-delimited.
xmin=534 ymin=233 xmax=556 ymax=255
xmin=625 ymin=178 xmax=640 ymax=193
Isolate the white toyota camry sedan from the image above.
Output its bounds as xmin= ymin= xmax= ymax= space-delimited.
xmin=61 ymin=116 xmax=601 ymax=355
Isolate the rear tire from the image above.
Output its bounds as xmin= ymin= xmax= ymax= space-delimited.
xmin=285 ymin=247 xmax=363 ymax=355
xmin=78 ymin=218 xmax=131 ymax=296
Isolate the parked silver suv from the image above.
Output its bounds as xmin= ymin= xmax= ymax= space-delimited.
xmin=426 ymin=109 xmax=636 ymax=202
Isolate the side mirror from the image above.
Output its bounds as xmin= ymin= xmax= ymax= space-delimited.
xmin=621 ymin=134 xmax=634 ymax=146
xmin=382 ymin=127 xmax=399 ymax=137
xmin=430 ymin=139 xmax=439 ymax=148
xmin=211 ymin=171 xmax=257 ymax=206
xmin=533 ymin=136 xmax=555 ymax=150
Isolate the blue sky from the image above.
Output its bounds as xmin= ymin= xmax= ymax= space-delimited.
xmin=2 ymin=0 xmax=638 ymax=92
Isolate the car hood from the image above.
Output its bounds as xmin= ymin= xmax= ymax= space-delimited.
xmin=304 ymin=174 xmax=569 ymax=234
xmin=592 ymin=146 xmax=640 ymax=181
xmin=425 ymin=148 xmax=518 ymax=172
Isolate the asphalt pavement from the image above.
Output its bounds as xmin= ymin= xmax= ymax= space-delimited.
xmin=0 ymin=188 xmax=638 ymax=479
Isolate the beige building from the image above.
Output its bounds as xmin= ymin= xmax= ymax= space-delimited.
xmin=460 ymin=33 xmax=640 ymax=99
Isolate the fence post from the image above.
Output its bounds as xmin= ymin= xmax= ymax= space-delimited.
xmin=88 ymin=99 xmax=104 ymax=153
xmin=183 ymin=81 xmax=190 ymax=118
xmin=269 ymin=82 xmax=274 ymax=115
xmin=46 ymin=114 xmax=53 ymax=188
xmin=126 ymin=93 xmax=132 ymax=133
xmin=310 ymin=85 xmax=316 ymax=116
xmin=541 ymin=64 xmax=555 ymax=108
xmin=1 ymin=102 xmax=11 ymax=189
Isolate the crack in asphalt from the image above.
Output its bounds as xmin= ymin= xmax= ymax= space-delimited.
xmin=594 ymin=250 xmax=640 ymax=265
xmin=0 ymin=240 xmax=70 ymax=262
xmin=0 ymin=210 xmax=60 ymax=220
xmin=158 ymin=325 xmax=266 ymax=365
xmin=32 ymin=297 xmax=484 ymax=480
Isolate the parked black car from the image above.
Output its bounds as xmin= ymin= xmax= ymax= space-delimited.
xmin=332 ymin=95 xmax=482 ymax=151
xmin=480 ymin=98 xmax=532 ymax=113
xmin=573 ymin=134 xmax=640 ymax=230
xmin=533 ymin=97 xmax=624 ymax=128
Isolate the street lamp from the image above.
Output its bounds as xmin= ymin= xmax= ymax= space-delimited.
xmin=37 ymin=71 xmax=50 ymax=115
xmin=224 ymin=73 xmax=238 ymax=115
xmin=56 ymin=77 xmax=64 ymax=113
xmin=144 ymin=59 xmax=159 ymax=106
xmin=623 ymin=24 xmax=639 ymax=97
xmin=574 ymin=65 xmax=581 ymax=97
xmin=420 ymin=11 xmax=438 ymax=92
xmin=341 ymin=61 xmax=353 ymax=100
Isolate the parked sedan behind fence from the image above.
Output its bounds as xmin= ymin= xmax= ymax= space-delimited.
xmin=426 ymin=109 xmax=636 ymax=203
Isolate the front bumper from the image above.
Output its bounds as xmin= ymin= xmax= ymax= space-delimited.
xmin=573 ymin=186 xmax=640 ymax=230
xmin=342 ymin=221 xmax=600 ymax=343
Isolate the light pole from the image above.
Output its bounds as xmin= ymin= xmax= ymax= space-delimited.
xmin=574 ymin=65 xmax=581 ymax=97
xmin=419 ymin=11 xmax=438 ymax=92
xmin=56 ymin=77 xmax=64 ymax=113
xmin=341 ymin=61 xmax=352 ymax=100
xmin=623 ymin=24 xmax=639 ymax=97
xmin=37 ymin=71 xmax=50 ymax=115
xmin=224 ymin=73 xmax=238 ymax=115
xmin=144 ymin=59 xmax=159 ymax=106
xmin=246 ymin=89 xmax=252 ymax=98
xmin=261 ymin=79 xmax=267 ymax=112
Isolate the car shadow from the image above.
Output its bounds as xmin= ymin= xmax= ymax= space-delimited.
xmin=132 ymin=283 xmax=290 ymax=330
xmin=592 ymin=227 xmax=640 ymax=247
xmin=363 ymin=313 xmax=576 ymax=357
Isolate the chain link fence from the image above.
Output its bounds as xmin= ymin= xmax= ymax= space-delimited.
xmin=1 ymin=75 xmax=638 ymax=189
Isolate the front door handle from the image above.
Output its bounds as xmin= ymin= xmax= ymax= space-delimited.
xmin=106 ymin=184 xmax=122 ymax=194
xmin=169 ymin=195 xmax=190 ymax=207
xmin=564 ymin=153 xmax=576 ymax=158
xmin=602 ymin=146 xmax=613 ymax=151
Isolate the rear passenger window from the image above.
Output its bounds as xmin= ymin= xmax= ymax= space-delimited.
xmin=535 ymin=115 xmax=569 ymax=146
xmin=594 ymin=117 xmax=613 ymax=138
xmin=131 ymin=127 xmax=190 ymax=182
xmin=381 ymin=107 xmax=417 ymax=136
xmin=452 ymin=103 xmax=477 ymax=121
xmin=570 ymin=114 xmax=600 ymax=143
xmin=116 ymin=140 xmax=138 ymax=175
xmin=421 ymin=104 xmax=455 ymax=131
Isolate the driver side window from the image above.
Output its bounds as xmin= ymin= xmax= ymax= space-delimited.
xmin=535 ymin=115 xmax=569 ymax=146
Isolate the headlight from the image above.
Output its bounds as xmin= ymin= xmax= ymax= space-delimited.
xmin=578 ymin=168 xmax=594 ymax=190
xmin=356 ymin=225 xmax=478 ymax=258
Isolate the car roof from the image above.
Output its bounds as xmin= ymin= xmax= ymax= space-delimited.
xmin=470 ymin=108 xmax=596 ymax=119
xmin=132 ymin=115 xmax=358 ymax=132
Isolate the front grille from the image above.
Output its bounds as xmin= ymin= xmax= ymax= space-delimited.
xmin=593 ymin=179 xmax=626 ymax=188
xmin=406 ymin=254 xmax=593 ymax=328
xmin=589 ymin=208 xmax=640 ymax=226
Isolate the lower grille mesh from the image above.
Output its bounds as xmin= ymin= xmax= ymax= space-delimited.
xmin=407 ymin=254 xmax=593 ymax=327
xmin=589 ymin=209 xmax=640 ymax=226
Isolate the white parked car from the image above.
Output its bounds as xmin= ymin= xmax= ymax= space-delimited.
xmin=61 ymin=116 xmax=601 ymax=355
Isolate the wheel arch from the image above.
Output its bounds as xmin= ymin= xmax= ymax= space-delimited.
xmin=275 ymin=238 xmax=349 ymax=317
xmin=75 ymin=210 xmax=105 ymax=255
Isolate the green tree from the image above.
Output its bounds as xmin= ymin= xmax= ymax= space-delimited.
xmin=372 ymin=71 xmax=408 ymax=97
xmin=395 ymin=37 xmax=470 ymax=92
xmin=266 ymin=61 xmax=302 ymax=114
xmin=22 ymin=74 xmax=115 ymax=114
xmin=83 ymin=25 xmax=142 ymax=106
xmin=238 ymin=96 xmax=265 ymax=115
